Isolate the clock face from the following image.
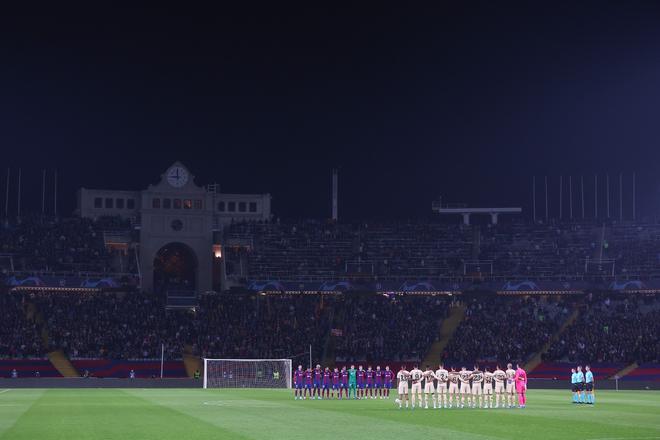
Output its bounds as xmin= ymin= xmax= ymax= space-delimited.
xmin=166 ymin=166 xmax=189 ymax=188
xmin=171 ymin=219 xmax=183 ymax=231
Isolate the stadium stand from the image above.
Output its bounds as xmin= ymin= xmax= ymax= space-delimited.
xmin=333 ymin=294 xmax=450 ymax=362
xmin=545 ymin=295 xmax=660 ymax=364
xmin=2 ymin=216 xmax=660 ymax=381
xmin=0 ymin=292 xmax=44 ymax=358
xmin=443 ymin=296 xmax=569 ymax=364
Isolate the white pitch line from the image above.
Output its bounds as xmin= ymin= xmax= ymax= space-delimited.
xmin=0 ymin=389 xmax=10 ymax=394
xmin=587 ymin=437 xmax=660 ymax=440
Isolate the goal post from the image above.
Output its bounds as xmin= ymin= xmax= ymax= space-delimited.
xmin=203 ymin=358 xmax=292 ymax=389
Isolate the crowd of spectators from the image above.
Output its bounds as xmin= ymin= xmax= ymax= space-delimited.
xmin=0 ymin=216 xmax=133 ymax=274
xmin=1 ymin=290 xmax=334 ymax=362
xmin=0 ymin=293 xmax=43 ymax=358
xmin=1 ymin=288 xmax=659 ymax=367
xmin=30 ymin=291 xmax=190 ymax=360
xmin=444 ymin=296 xmax=568 ymax=364
xmin=334 ymin=294 xmax=450 ymax=362
xmin=546 ymin=295 xmax=660 ymax=363
xmin=191 ymin=294 xmax=333 ymax=361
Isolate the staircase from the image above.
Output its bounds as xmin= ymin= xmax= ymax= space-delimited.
xmin=25 ymin=298 xmax=79 ymax=377
xmin=183 ymin=345 xmax=202 ymax=378
xmin=48 ymin=350 xmax=79 ymax=377
xmin=423 ymin=303 xmax=466 ymax=367
xmin=320 ymin=306 xmax=336 ymax=367
xmin=524 ymin=307 xmax=580 ymax=372
xmin=610 ymin=362 xmax=638 ymax=379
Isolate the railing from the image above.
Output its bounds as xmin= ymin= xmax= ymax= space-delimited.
xmin=240 ymin=271 xmax=660 ymax=283
xmin=5 ymin=269 xmax=139 ymax=279
xmin=432 ymin=201 xmax=469 ymax=210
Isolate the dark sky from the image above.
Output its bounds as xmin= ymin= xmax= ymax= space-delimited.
xmin=2 ymin=3 xmax=660 ymax=220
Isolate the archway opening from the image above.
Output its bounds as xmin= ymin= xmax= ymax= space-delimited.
xmin=153 ymin=242 xmax=197 ymax=293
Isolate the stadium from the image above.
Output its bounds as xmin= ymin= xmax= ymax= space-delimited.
xmin=2 ymin=4 xmax=660 ymax=440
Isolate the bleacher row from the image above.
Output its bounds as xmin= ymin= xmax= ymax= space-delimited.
xmin=3 ymin=217 xmax=660 ymax=281
xmin=225 ymin=220 xmax=660 ymax=280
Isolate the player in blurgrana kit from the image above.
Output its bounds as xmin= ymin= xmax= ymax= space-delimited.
xmin=374 ymin=366 xmax=383 ymax=399
xmin=332 ymin=367 xmax=340 ymax=399
xmin=423 ymin=365 xmax=436 ymax=409
xmin=409 ymin=365 xmax=424 ymax=409
xmin=366 ymin=366 xmax=375 ymax=399
xmin=505 ymin=363 xmax=516 ymax=408
xmin=357 ymin=365 xmax=366 ymax=399
xmin=470 ymin=365 xmax=484 ymax=408
xmin=396 ymin=365 xmax=410 ymax=409
xmin=384 ymin=366 xmax=394 ymax=399
xmin=483 ymin=367 xmax=494 ymax=408
xmin=304 ymin=367 xmax=313 ymax=399
xmin=340 ymin=366 xmax=349 ymax=399
xmin=322 ymin=367 xmax=332 ymax=399
xmin=435 ymin=364 xmax=449 ymax=409
xmin=447 ymin=367 xmax=460 ymax=408
xmin=313 ymin=364 xmax=323 ymax=400
xmin=294 ymin=365 xmax=304 ymax=400
xmin=459 ymin=366 xmax=472 ymax=408
xmin=493 ymin=365 xmax=506 ymax=408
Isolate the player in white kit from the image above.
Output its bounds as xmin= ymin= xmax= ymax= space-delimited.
xmin=396 ymin=365 xmax=410 ymax=409
xmin=483 ymin=367 xmax=494 ymax=408
xmin=458 ymin=367 xmax=472 ymax=408
xmin=435 ymin=364 xmax=449 ymax=409
xmin=447 ymin=367 xmax=460 ymax=408
xmin=423 ymin=366 xmax=436 ymax=409
xmin=505 ymin=363 xmax=516 ymax=408
xmin=409 ymin=365 xmax=424 ymax=409
xmin=470 ymin=365 xmax=484 ymax=408
xmin=493 ymin=365 xmax=506 ymax=408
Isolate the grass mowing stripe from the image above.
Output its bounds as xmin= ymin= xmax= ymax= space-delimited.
xmin=1 ymin=389 xmax=658 ymax=440
xmin=0 ymin=389 xmax=45 ymax=438
xmin=1 ymin=389 xmax=251 ymax=440
xmin=257 ymin=389 xmax=660 ymax=440
xmin=129 ymin=388 xmax=499 ymax=440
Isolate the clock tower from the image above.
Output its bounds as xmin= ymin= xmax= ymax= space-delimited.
xmin=76 ymin=160 xmax=271 ymax=294
xmin=139 ymin=162 xmax=214 ymax=294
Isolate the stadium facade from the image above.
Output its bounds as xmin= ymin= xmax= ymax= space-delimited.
xmin=76 ymin=161 xmax=271 ymax=293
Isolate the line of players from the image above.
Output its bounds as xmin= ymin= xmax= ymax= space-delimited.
xmin=293 ymin=362 xmax=529 ymax=409
xmin=395 ymin=363 xmax=528 ymax=409
xmin=293 ymin=364 xmax=395 ymax=399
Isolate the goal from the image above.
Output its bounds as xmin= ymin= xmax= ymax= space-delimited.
xmin=203 ymin=358 xmax=292 ymax=389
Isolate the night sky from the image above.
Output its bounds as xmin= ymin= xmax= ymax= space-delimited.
xmin=2 ymin=3 xmax=660 ymax=220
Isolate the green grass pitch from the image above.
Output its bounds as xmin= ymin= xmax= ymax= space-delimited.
xmin=0 ymin=388 xmax=658 ymax=440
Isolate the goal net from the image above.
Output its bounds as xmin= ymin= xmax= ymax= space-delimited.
xmin=203 ymin=358 xmax=292 ymax=389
